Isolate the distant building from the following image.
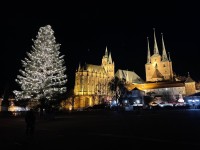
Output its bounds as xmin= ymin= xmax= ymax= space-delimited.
xmin=72 ymin=47 xmax=115 ymax=109
xmin=63 ymin=29 xmax=198 ymax=110
xmin=145 ymin=29 xmax=173 ymax=82
xmin=126 ymin=29 xmax=197 ymax=103
xmin=126 ymin=74 xmax=196 ymax=102
xmin=0 ymin=96 xmax=15 ymax=111
xmin=122 ymin=87 xmax=145 ymax=110
xmin=115 ymin=69 xmax=144 ymax=84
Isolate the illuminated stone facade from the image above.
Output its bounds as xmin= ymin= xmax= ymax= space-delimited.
xmin=63 ymin=30 xmax=197 ymax=110
xmin=127 ymin=30 xmax=197 ymax=100
xmin=184 ymin=74 xmax=196 ymax=95
xmin=127 ymin=74 xmax=196 ymax=100
xmin=145 ymin=30 xmax=173 ymax=82
xmin=73 ymin=47 xmax=115 ymax=109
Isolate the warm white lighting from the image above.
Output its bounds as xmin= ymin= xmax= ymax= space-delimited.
xmin=8 ymin=106 xmax=26 ymax=112
xmin=136 ymin=100 xmax=140 ymax=104
xmin=13 ymin=25 xmax=67 ymax=105
xmin=69 ymin=106 xmax=72 ymax=111
xmin=178 ymin=99 xmax=184 ymax=103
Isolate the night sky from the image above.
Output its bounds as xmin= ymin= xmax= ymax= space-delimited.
xmin=1 ymin=2 xmax=200 ymax=96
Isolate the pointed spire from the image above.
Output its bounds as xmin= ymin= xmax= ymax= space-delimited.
xmin=185 ymin=72 xmax=194 ymax=83
xmin=168 ymin=52 xmax=171 ymax=61
xmin=147 ymin=37 xmax=151 ymax=63
xmin=161 ymin=33 xmax=168 ymax=61
xmin=188 ymin=72 xmax=190 ymax=77
xmin=78 ymin=62 xmax=81 ymax=71
xmin=153 ymin=28 xmax=159 ymax=54
xmin=105 ymin=46 xmax=108 ymax=58
xmin=108 ymin=52 xmax=112 ymax=64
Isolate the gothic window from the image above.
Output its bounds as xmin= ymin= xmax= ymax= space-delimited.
xmin=163 ymin=64 xmax=166 ymax=67
xmin=148 ymin=67 xmax=150 ymax=70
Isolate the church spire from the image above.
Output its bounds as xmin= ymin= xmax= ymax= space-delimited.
xmin=153 ymin=28 xmax=159 ymax=54
xmin=168 ymin=52 xmax=171 ymax=62
xmin=185 ymin=72 xmax=194 ymax=83
xmin=105 ymin=46 xmax=108 ymax=58
xmin=188 ymin=72 xmax=190 ymax=77
xmin=78 ymin=62 xmax=81 ymax=71
xmin=147 ymin=37 xmax=151 ymax=63
xmin=108 ymin=52 xmax=112 ymax=64
xmin=161 ymin=33 xmax=168 ymax=61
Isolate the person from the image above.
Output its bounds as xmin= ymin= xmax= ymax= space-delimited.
xmin=25 ymin=109 xmax=36 ymax=136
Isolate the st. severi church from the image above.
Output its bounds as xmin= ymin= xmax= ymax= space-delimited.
xmin=145 ymin=29 xmax=173 ymax=82
xmin=127 ymin=29 xmax=197 ymax=102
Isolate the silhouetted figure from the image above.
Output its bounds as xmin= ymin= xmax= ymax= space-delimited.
xmin=25 ymin=109 xmax=36 ymax=136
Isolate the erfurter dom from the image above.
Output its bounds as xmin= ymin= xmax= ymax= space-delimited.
xmin=73 ymin=47 xmax=114 ymax=109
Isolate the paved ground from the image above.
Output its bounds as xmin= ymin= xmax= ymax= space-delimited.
xmin=1 ymin=109 xmax=200 ymax=149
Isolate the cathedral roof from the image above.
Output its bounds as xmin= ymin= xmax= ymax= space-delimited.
xmin=185 ymin=72 xmax=195 ymax=83
xmin=126 ymin=81 xmax=185 ymax=91
xmin=115 ymin=69 xmax=144 ymax=84
xmin=152 ymin=68 xmax=163 ymax=79
xmin=85 ymin=64 xmax=106 ymax=74
xmin=185 ymin=76 xmax=195 ymax=83
xmin=151 ymin=54 xmax=161 ymax=57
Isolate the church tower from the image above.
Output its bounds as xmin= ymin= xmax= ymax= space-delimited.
xmin=185 ymin=72 xmax=196 ymax=95
xmin=145 ymin=29 xmax=174 ymax=82
xmin=101 ymin=46 xmax=115 ymax=79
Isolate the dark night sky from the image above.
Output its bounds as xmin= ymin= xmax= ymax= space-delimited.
xmin=1 ymin=1 xmax=200 ymax=96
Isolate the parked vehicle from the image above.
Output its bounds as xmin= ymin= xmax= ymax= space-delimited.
xmin=158 ymin=102 xmax=173 ymax=107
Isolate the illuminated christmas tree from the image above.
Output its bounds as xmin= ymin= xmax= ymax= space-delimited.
xmin=13 ymin=25 xmax=67 ymax=109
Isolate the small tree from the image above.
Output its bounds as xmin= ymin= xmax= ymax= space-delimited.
xmin=162 ymin=90 xmax=171 ymax=102
xmin=13 ymin=25 xmax=67 ymax=111
xmin=66 ymin=89 xmax=75 ymax=111
xmin=108 ymin=77 xmax=126 ymax=105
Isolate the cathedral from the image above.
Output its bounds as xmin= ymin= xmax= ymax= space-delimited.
xmin=72 ymin=47 xmax=115 ymax=109
xmin=62 ymin=29 xmax=198 ymax=110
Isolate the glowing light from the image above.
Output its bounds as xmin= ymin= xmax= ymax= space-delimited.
xmin=8 ymin=106 xmax=26 ymax=112
xmin=178 ymin=99 xmax=184 ymax=103
xmin=69 ymin=106 xmax=72 ymax=111
xmin=13 ymin=25 xmax=67 ymax=107
xmin=136 ymin=100 xmax=140 ymax=104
